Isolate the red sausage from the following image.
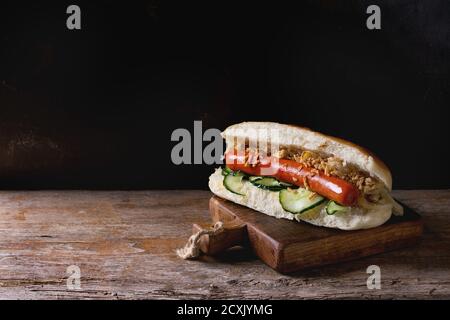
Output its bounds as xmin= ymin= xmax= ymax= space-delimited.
xmin=225 ymin=150 xmax=359 ymax=206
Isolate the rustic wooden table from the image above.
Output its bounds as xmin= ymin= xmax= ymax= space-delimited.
xmin=0 ymin=190 xmax=449 ymax=299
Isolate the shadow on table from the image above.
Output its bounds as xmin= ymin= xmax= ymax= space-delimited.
xmin=199 ymin=246 xmax=258 ymax=264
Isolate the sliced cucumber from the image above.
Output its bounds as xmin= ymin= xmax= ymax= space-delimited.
xmin=279 ymin=181 xmax=296 ymax=187
xmin=250 ymin=177 xmax=284 ymax=191
xmin=251 ymin=177 xmax=279 ymax=187
xmin=223 ymin=174 xmax=245 ymax=195
xmin=222 ymin=167 xmax=247 ymax=178
xmin=325 ymin=201 xmax=349 ymax=215
xmin=249 ymin=176 xmax=296 ymax=191
xmin=222 ymin=167 xmax=233 ymax=176
xmin=279 ymin=188 xmax=325 ymax=214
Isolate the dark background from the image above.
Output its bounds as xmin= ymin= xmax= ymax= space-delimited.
xmin=0 ymin=0 xmax=449 ymax=189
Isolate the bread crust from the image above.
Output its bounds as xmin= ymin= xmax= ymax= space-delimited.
xmin=209 ymin=169 xmax=392 ymax=230
xmin=222 ymin=122 xmax=392 ymax=190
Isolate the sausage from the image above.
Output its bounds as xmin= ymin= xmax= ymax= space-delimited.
xmin=225 ymin=150 xmax=359 ymax=206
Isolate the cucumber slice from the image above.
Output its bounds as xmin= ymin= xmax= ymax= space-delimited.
xmin=279 ymin=188 xmax=325 ymax=214
xmin=222 ymin=167 xmax=247 ymax=178
xmin=325 ymin=201 xmax=349 ymax=215
xmin=294 ymin=203 xmax=324 ymax=221
xmin=252 ymin=177 xmax=280 ymax=187
xmin=249 ymin=176 xmax=297 ymax=191
xmin=250 ymin=177 xmax=284 ymax=191
xmin=279 ymin=181 xmax=296 ymax=187
xmin=223 ymin=174 xmax=245 ymax=195
xmin=222 ymin=167 xmax=233 ymax=176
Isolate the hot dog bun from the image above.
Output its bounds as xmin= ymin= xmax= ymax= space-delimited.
xmin=222 ymin=122 xmax=392 ymax=190
xmin=209 ymin=168 xmax=393 ymax=230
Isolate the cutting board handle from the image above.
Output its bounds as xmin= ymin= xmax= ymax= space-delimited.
xmin=191 ymin=219 xmax=247 ymax=256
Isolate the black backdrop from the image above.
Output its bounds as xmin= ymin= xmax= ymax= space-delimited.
xmin=0 ymin=0 xmax=449 ymax=189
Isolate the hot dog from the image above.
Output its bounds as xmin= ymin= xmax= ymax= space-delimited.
xmin=225 ymin=150 xmax=359 ymax=206
xmin=209 ymin=122 xmax=398 ymax=230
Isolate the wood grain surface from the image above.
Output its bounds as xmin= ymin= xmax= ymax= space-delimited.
xmin=0 ymin=190 xmax=449 ymax=299
xmin=209 ymin=196 xmax=423 ymax=273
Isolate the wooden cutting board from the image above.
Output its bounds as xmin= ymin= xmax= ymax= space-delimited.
xmin=202 ymin=196 xmax=423 ymax=273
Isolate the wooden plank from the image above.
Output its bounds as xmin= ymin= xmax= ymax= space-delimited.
xmin=209 ymin=196 xmax=423 ymax=273
xmin=0 ymin=190 xmax=449 ymax=299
